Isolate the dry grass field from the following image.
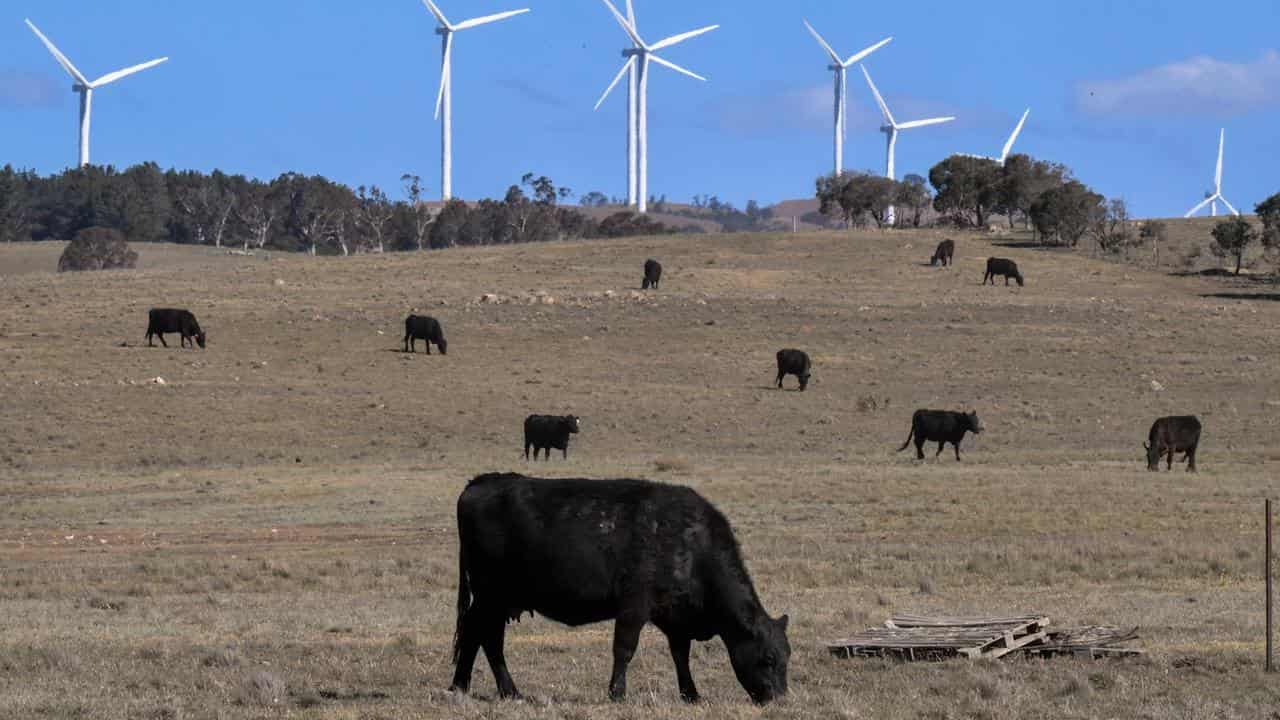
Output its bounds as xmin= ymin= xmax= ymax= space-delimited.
xmin=2 ymin=228 xmax=1280 ymax=719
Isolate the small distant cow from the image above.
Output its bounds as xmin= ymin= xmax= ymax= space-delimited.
xmin=775 ymin=349 xmax=811 ymax=391
xmin=983 ymin=258 xmax=1024 ymax=286
xmin=642 ymin=259 xmax=663 ymax=290
xmin=898 ymin=409 xmax=984 ymax=461
xmin=1145 ymin=416 xmax=1201 ymax=472
xmin=930 ymin=239 xmax=955 ymax=267
xmin=404 ymin=315 xmax=447 ymax=355
xmin=524 ymin=414 xmax=581 ymax=460
xmin=146 ymin=308 xmax=205 ymax=349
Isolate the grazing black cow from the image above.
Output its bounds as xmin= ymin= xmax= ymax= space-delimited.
xmin=523 ymin=415 xmax=581 ymax=460
xmin=775 ymin=349 xmax=811 ymax=391
xmin=1145 ymin=416 xmax=1201 ymax=472
xmin=642 ymin=259 xmax=663 ymax=290
xmin=146 ymin=308 xmax=205 ymax=349
xmin=449 ymin=472 xmax=790 ymax=704
xmin=983 ymin=257 xmax=1024 ymax=286
xmin=930 ymin=239 xmax=955 ymax=267
xmin=898 ymin=409 xmax=984 ymax=461
xmin=404 ymin=315 xmax=448 ymax=354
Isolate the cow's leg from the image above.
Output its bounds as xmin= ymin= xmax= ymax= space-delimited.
xmin=146 ymin=331 xmax=153 ymax=347
xmin=665 ymin=633 xmax=700 ymax=703
xmin=954 ymin=441 xmax=962 ymax=461
xmin=524 ymin=442 xmax=531 ymax=460
xmin=915 ymin=436 xmax=926 ymax=460
xmin=776 ymin=371 xmax=784 ymax=389
xmin=1187 ymin=447 xmax=1197 ymax=472
xmin=479 ymin=611 xmax=520 ymax=699
xmin=1167 ymin=449 xmax=1174 ymax=470
xmin=562 ymin=445 xmax=568 ymax=460
xmin=404 ymin=335 xmax=411 ymax=353
xmin=449 ymin=605 xmax=485 ymax=694
xmin=608 ymin=616 xmax=645 ymax=701
xmin=157 ymin=333 xmax=168 ymax=348
xmin=935 ymin=441 xmax=945 ymax=458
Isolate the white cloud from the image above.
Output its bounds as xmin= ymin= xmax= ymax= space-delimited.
xmin=1077 ymin=51 xmax=1280 ymax=116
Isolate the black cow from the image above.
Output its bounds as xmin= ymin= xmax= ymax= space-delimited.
xmin=523 ymin=415 xmax=581 ymax=460
xmin=146 ymin=308 xmax=205 ymax=349
xmin=898 ymin=409 xmax=984 ymax=461
xmin=450 ymin=472 xmax=790 ymax=704
xmin=930 ymin=239 xmax=955 ymax=267
xmin=983 ymin=257 xmax=1024 ymax=286
xmin=642 ymin=259 xmax=663 ymax=290
xmin=775 ymin=349 xmax=811 ymax=391
xmin=1145 ymin=416 xmax=1201 ymax=472
xmin=404 ymin=315 xmax=448 ymax=354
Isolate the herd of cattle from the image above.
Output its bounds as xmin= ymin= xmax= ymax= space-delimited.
xmin=137 ymin=246 xmax=1206 ymax=704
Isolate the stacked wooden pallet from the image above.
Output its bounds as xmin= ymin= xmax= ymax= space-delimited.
xmin=827 ymin=614 xmax=1141 ymax=661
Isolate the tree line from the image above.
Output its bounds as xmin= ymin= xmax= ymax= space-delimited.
xmin=0 ymin=164 xmax=685 ymax=253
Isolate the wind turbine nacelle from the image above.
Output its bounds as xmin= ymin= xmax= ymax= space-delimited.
xmin=435 ymin=27 xmax=449 ymax=36
xmin=622 ymin=48 xmax=641 ymax=58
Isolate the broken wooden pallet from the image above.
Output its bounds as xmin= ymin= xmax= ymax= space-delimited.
xmin=1021 ymin=626 xmax=1143 ymax=659
xmin=827 ymin=614 xmax=1050 ymax=661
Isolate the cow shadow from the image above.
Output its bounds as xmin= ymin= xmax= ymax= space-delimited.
xmin=1202 ymin=292 xmax=1280 ymax=302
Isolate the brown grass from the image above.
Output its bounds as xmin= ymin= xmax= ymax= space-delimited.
xmin=2 ymin=227 xmax=1280 ymax=718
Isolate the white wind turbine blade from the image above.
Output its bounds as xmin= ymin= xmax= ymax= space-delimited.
xmin=648 ymin=54 xmax=706 ymax=82
xmin=1184 ymin=196 xmax=1213 ymax=218
xmin=452 ymin=9 xmax=530 ymax=31
xmin=421 ymin=0 xmax=452 ymax=29
xmin=649 ymin=24 xmax=718 ymax=52
xmin=25 ymin=19 xmax=89 ymax=86
xmin=897 ymin=117 xmax=955 ymax=129
xmin=1215 ymin=128 xmax=1225 ymax=191
xmin=434 ymin=32 xmax=452 ymax=119
xmin=626 ymin=0 xmax=636 ymax=30
xmin=1000 ymin=108 xmax=1030 ymax=162
xmin=860 ymin=65 xmax=895 ymax=127
xmin=803 ymin=20 xmax=842 ymax=64
xmin=600 ymin=0 xmax=645 ymax=48
xmin=1220 ymin=195 xmax=1239 ymax=216
xmin=842 ymin=36 xmax=892 ymax=68
xmin=594 ymin=56 xmax=636 ymax=110
xmin=90 ymin=58 xmax=168 ymax=88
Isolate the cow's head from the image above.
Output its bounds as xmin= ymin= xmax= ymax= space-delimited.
xmin=1014 ymin=271 xmax=1025 ymax=287
xmin=967 ymin=411 xmax=984 ymax=433
xmin=797 ymin=371 xmax=810 ymax=391
xmin=437 ymin=337 xmax=448 ymax=355
xmin=1143 ymin=441 xmax=1160 ymax=471
xmin=728 ymin=613 xmax=790 ymax=705
xmin=564 ymin=415 xmax=581 ymax=434
xmin=195 ymin=332 xmax=207 ymax=349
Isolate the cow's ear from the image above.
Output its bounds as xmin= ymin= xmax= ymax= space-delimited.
xmin=777 ymin=614 xmax=789 ymax=632
xmin=1142 ymin=442 xmax=1150 ymax=450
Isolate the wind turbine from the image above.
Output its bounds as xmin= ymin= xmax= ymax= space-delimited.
xmin=861 ymin=65 xmax=955 ymax=225
xmin=592 ymin=0 xmax=639 ymax=208
xmin=802 ymin=20 xmax=891 ymax=178
xmin=1185 ymin=129 xmax=1239 ymax=218
xmin=25 ymin=19 xmax=168 ymax=168
xmin=594 ymin=0 xmax=718 ymax=214
xmin=959 ymin=108 xmax=1030 ymax=164
xmin=421 ymin=0 xmax=529 ymax=202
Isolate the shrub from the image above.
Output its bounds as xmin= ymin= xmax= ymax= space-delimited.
xmin=57 ymin=227 xmax=138 ymax=272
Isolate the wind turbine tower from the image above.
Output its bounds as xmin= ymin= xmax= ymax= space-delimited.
xmin=421 ymin=0 xmax=529 ymax=202
xmin=595 ymin=0 xmax=717 ymax=214
xmin=1185 ymin=129 xmax=1239 ymax=218
xmin=802 ymin=20 xmax=891 ymax=177
xmin=25 ymin=19 xmax=168 ymax=168
xmin=861 ymin=65 xmax=955 ymax=225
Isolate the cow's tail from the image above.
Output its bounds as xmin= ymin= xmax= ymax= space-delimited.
xmin=452 ymin=537 xmax=472 ymax=665
xmin=897 ymin=425 xmax=915 ymax=452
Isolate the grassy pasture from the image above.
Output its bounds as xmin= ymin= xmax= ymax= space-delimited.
xmin=1 ymin=227 xmax=1279 ymax=719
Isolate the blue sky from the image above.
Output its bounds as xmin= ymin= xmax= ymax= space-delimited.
xmin=1 ymin=0 xmax=1278 ymax=218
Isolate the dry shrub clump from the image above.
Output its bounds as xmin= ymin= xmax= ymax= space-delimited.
xmin=57 ymin=227 xmax=138 ymax=272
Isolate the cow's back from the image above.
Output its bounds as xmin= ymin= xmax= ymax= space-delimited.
xmin=458 ymin=473 xmax=724 ymax=626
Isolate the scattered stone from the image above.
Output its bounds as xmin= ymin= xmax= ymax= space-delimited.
xmin=151 ymin=377 xmax=167 ymax=386
xmin=480 ymin=293 xmax=500 ymax=304
xmin=1149 ymin=380 xmax=1165 ymax=392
